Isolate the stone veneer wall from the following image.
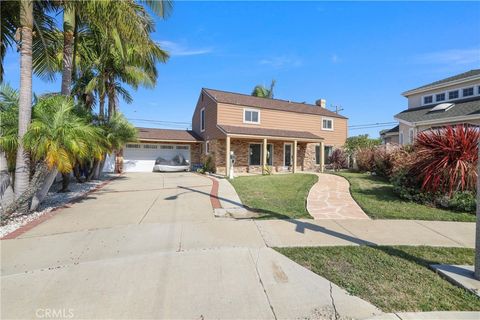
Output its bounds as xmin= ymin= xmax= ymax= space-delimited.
xmin=211 ymin=139 xmax=321 ymax=175
xmin=190 ymin=143 xmax=203 ymax=166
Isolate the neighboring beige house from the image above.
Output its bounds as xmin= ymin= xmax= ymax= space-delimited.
xmin=390 ymin=69 xmax=480 ymax=145
xmin=380 ymin=125 xmax=399 ymax=144
xmin=117 ymin=88 xmax=348 ymax=176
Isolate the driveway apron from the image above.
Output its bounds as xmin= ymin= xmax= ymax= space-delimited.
xmin=1 ymin=172 xmax=381 ymax=320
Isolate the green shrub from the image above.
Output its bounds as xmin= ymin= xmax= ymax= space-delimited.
xmin=391 ymin=170 xmax=434 ymax=204
xmin=202 ymin=155 xmax=215 ymax=173
xmin=447 ymin=192 xmax=476 ymax=213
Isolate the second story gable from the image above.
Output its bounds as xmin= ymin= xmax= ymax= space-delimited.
xmin=191 ymin=88 xmax=348 ymax=146
xmin=402 ymin=69 xmax=480 ymax=109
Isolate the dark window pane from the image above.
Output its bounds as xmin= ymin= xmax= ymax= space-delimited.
xmin=449 ymin=91 xmax=459 ymax=99
xmin=424 ymin=96 xmax=433 ymax=104
xmin=251 ymin=111 xmax=259 ymax=123
xmin=284 ymin=144 xmax=292 ymax=166
xmin=436 ymin=93 xmax=445 ymax=101
xmin=463 ymin=87 xmax=474 ymax=97
xmin=315 ymin=145 xmax=320 ymax=165
xmin=249 ymin=144 xmax=261 ymax=165
xmin=267 ymin=144 xmax=273 ymax=165
xmin=324 ymin=146 xmax=333 ymax=164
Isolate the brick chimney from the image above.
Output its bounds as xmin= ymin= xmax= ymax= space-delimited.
xmin=315 ymin=99 xmax=327 ymax=108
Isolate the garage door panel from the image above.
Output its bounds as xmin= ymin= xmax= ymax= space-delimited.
xmin=123 ymin=143 xmax=191 ymax=172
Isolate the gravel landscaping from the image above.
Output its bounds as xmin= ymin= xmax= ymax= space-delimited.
xmin=0 ymin=174 xmax=116 ymax=238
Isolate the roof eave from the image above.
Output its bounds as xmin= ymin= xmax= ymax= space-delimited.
xmin=401 ymin=74 xmax=480 ymax=97
xmin=394 ymin=114 xmax=480 ymax=127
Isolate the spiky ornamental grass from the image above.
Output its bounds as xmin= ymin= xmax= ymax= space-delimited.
xmin=412 ymin=125 xmax=479 ymax=195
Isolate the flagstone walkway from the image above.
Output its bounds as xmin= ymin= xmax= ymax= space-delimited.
xmin=307 ymin=173 xmax=370 ymax=219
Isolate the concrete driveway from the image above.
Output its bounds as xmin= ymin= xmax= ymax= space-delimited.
xmin=1 ymin=173 xmax=380 ymax=319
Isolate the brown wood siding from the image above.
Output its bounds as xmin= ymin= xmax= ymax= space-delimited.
xmin=217 ymin=103 xmax=347 ymax=147
xmin=192 ymin=92 xmax=223 ymax=140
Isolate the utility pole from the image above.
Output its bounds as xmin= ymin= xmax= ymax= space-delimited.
xmin=330 ymin=105 xmax=344 ymax=114
xmin=475 ymin=139 xmax=479 ymax=280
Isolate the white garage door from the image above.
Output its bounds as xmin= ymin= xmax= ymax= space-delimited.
xmin=123 ymin=143 xmax=191 ymax=172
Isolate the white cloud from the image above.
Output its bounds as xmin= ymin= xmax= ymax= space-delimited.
xmin=158 ymin=40 xmax=213 ymax=57
xmin=259 ymin=56 xmax=303 ymax=68
xmin=331 ymin=54 xmax=340 ymax=63
xmin=415 ymin=48 xmax=480 ymax=65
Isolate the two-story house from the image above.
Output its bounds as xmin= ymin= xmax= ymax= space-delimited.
xmin=118 ymin=88 xmax=348 ymax=176
xmin=385 ymin=69 xmax=480 ymax=145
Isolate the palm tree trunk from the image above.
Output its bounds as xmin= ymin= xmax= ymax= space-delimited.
xmin=4 ymin=162 xmax=49 ymax=217
xmin=29 ymin=168 xmax=57 ymax=212
xmin=107 ymin=76 xmax=116 ymax=120
xmin=14 ymin=0 xmax=34 ymax=200
xmin=59 ymin=7 xmax=76 ymax=193
xmin=99 ymin=92 xmax=105 ymax=120
xmin=61 ymin=7 xmax=75 ymax=96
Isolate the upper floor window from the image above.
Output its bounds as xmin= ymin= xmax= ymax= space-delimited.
xmin=423 ymin=96 xmax=433 ymax=104
xmin=435 ymin=93 xmax=445 ymax=102
xmin=322 ymin=117 xmax=334 ymax=131
xmin=463 ymin=87 xmax=474 ymax=97
xmin=200 ymin=108 xmax=205 ymax=132
xmin=244 ymin=109 xmax=260 ymax=124
xmin=448 ymin=90 xmax=459 ymax=100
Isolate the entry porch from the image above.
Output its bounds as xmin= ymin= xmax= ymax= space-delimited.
xmin=208 ymin=126 xmax=325 ymax=176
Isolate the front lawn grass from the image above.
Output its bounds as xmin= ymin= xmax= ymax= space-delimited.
xmin=230 ymin=173 xmax=317 ymax=219
xmin=276 ymin=246 xmax=480 ymax=312
xmin=335 ymin=171 xmax=475 ymax=222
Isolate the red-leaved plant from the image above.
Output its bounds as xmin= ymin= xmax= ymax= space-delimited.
xmin=411 ymin=125 xmax=479 ymax=195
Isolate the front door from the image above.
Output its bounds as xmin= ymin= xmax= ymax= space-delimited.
xmin=284 ymin=143 xmax=292 ymax=166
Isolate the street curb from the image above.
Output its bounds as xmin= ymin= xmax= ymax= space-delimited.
xmin=1 ymin=174 xmax=122 ymax=240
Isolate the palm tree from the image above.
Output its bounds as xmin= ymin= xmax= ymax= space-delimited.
xmin=0 ymin=84 xmax=19 ymax=211
xmin=14 ymin=0 xmax=35 ymax=202
xmin=252 ymin=80 xmax=276 ymax=98
xmin=1 ymin=0 xmax=58 ymax=82
xmin=1 ymin=95 xmax=101 ymax=215
xmin=24 ymin=95 xmax=102 ymax=211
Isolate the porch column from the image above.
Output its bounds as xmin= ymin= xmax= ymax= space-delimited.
xmin=225 ymin=136 xmax=231 ymax=178
xmin=293 ymin=140 xmax=297 ymax=173
xmin=320 ymin=141 xmax=325 ymax=173
xmin=262 ymin=138 xmax=268 ymax=174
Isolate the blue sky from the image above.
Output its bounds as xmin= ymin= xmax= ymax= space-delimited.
xmin=3 ymin=1 xmax=480 ymax=137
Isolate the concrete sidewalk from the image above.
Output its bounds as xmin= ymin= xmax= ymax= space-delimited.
xmin=255 ymin=219 xmax=475 ymax=248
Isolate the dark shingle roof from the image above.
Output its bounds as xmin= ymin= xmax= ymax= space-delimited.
xmin=137 ymin=128 xmax=202 ymax=142
xmin=380 ymin=125 xmax=399 ymax=135
xmin=203 ymin=88 xmax=347 ymax=119
xmin=394 ymin=98 xmax=480 ymax=124
xmin=404 ymin=69 xmax=480 ymax=94
xmin=217 ymin=124 xmax=323 ymax=140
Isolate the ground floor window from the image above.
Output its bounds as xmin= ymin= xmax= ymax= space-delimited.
xmin=267 ymin=144 xmax=273 ymax=166
xmin=315 ymin=145 xmax=333 ymax=164
xmin=324 ymin=146 xmax=333 ymax=164
xmin=249 ymin=144 xmax=261 ymax=165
